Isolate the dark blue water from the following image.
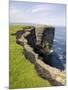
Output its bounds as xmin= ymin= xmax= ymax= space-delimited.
xmin=53 ymin=27 xmax=66 ymax=68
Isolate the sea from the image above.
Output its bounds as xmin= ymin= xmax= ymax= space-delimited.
xmin=53 ymin=26 xmax=66 ymax=68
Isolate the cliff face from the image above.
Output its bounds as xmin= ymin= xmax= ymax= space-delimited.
xmin=35 ymin=26 xmax=55 ymax=49
xmin=41 ymin=27 xmax=55 ymax=49
xmin=25 ymin=26 xmax=55 ymax=54
xmin=25 ymin=27 xmax=36 ymax=48
xmin=15 ymin=25 xmax=65 ymax=86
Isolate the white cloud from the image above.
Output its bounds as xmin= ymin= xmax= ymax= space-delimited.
xmin=31 ymin=4 xmax=63 ymax=13
xmin=31 ymin=5 xmax=49 ymax=13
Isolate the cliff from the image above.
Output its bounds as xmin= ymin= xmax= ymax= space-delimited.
xmin=14 ymin=25 xmax=65 ymax=86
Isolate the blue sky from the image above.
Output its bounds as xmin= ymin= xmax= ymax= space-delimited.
xmin=10 ymin=1 xmax=66 ymax=26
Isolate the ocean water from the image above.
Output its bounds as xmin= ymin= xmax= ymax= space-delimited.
xmin=53 ymin=27 xmax=66 ymax=67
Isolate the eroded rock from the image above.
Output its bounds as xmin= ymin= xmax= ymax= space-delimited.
xmin=35 ymin=59 xmax=65 ymax=86
xmin=14 ymin=25 xmax=65 ymax=86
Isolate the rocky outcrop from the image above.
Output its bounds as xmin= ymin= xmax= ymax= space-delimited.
xmin=24 ymin=44 xmax=38 ymax=64
xmin=35 ymin=59 xmax=65 ymax=86
xmin=25 ymin=27 xmax=36 ymax=48
xmin=35 ymin=26 xmax=55 ymax=51
xmin=15 ymin=25 xmax=65 ymax=86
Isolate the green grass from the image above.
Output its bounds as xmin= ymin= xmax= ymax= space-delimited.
xmin=9 ymin=24 xmax=51 ymax=89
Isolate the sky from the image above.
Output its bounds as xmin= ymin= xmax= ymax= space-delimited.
xmin=10 ymin=1 xmax=66 ymax=26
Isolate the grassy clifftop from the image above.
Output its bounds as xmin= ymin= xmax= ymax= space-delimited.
xmin=9 ymin=25 xmax=51 ymax=89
